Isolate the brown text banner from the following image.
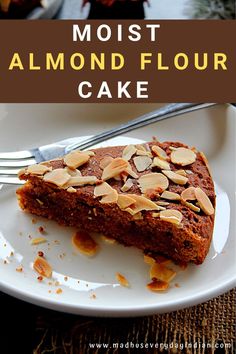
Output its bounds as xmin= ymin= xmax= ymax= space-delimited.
xmin=0 ymin=20 xmax=235 ymax=102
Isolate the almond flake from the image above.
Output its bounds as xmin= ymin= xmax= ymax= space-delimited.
xmin=181 ymin=187 xmax=196 ymax=201
xmin=122 ymin=145 xmax=137 ymax=161
xmin=65 ymin=167 xmax=82 ymax=177
xmin=135 ymin=144 xmax=147 ymax=152
xmin=31 ymin=237 xmax=47 ymax=245
xmin=121 ymin=178 xmax=134 ymax=192
xmin=33 ymin=256 xmax=52 ymax=278
xmin=175 ymin=170 xmax=187 ymax=177
xmin=136 ymin=150 xmax=152 ymax=157
xmin=182 ymin=200 xmax=200 ymax=213
xmin=27 ymin=164 xmax=52 ymax=176
xmin=117 ymin=195 xmax=136 ymax=209
xmin=100 ymin=189 xmax=118 ymax=204
xmin=144 ymin=254 xmax=156 ymax=265
xmin=146 ymin=279 xmax=169 ymax=292
xmin=195 ymin=187 xmax=214 ymax=215
xmin=102 ymin=158 xmax=129 ymax=181
xmin=125 ymin=165 xmax=139 ymax=179
xmin=162 ymin=170 xmax=188 ymax=185
xmin=94 ymin=182 xmax=118 ymax=204
xmin=161 ymin=191 xmax=180 ymax=201
xmin=150 ymin=263 xmax=176 ymax=282
xmin=170 ymin=147 xmax=196 ymax=166
xmin=156 ymin=201 xmax=170 ymax=206
xmin=133 ymin=156 xmax=152 ymax=172
xmin=67 ymin=187 xmax=77 ymax=193
xmin=43 ymin=169 xmax=71 ymax=187
xmin=151 ymin=145 xmax=168 ymax=160
xmin=99 ymin=156 xmax=114 ymax=170
xmin=133 ymin=212 xmax=143 ymax=220
xmin=138 ymin=173 xmax=169 ymax=194
xmin=64 ymin=175 xmax=98 ymax=188
xmin=72 ymin=231 xmax=98 ymax=256
xmin=116 ymin=273 xmax=130 ymax=287
xmin=159 ymin=209 xmax=183 ymax=225
xmin=152 ymin=157 xmax=171 ymax=170
xmin=64 ymin=151 xmax=90 ymax=169
xmin=124 ymin=194 xmax=160 ymax=215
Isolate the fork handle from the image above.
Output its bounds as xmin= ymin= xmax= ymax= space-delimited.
xmin=65 ymin=103 xmax=217 ymax=153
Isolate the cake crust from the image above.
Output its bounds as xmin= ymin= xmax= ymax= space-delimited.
xmin=17 ymin=141 xmax=215 ymax=265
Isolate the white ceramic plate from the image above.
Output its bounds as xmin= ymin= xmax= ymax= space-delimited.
xmin=0 ymin=103 xmax=235 ymax=317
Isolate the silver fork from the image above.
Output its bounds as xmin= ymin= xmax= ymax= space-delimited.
xmin=0 ymin=103 xmax=217 ymax=185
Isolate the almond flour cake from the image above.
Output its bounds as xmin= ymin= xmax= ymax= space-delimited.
xmin=17 ymin=140 xmax=215 ymax=265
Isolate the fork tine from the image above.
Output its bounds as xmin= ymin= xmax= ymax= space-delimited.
xmin=0 ymin=150 xmax=34 ymax=159
xmin=0 ymin=168 xmax=21 ymax=176
xmin=0 ymin=177 xmax=24 ymax=185
xmin=0 ymin=158 xmax=36 ymax=168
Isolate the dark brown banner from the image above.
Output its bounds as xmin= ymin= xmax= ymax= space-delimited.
xmin=0 ymin=20 xmax=235 ymax=102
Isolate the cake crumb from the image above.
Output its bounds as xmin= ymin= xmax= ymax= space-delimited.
xmin=64 ymin=276 xmax=68 ymax=281
xmin=90 ymin=293 xmax=97 ymax=299
xmin=3 ymin=260 xmax=7 ymax=264
xmin=116 ymin=272 xmax=130 ymax=288
xmin=48 ymin=290 xmax=52 ymax=293
xmin=33 ymin=256 xmax=52 ymax=278
xmin=55 ymin=281 xmax=60 ymax=286
xmin=175 ymin=283 xmax=180 ymax=288
xmin=38 ymin=226 xmax=46 ymax=234
xmin=101 ymin=235 xmax=116 ymax=244
xmin=10 ymin=251 xmax=14 ymax=257
xmin=19 ymin=232 xmax=23 ymax=236
xmin=37 ymin=276 xmax=43 ymax=282
xmin=16 ymin=266 xmax=23 ymax=272
xmin=38 ymin=251 xmax=44 ymax=257
xmin=32 ymin=218 xmax=37 ymax=224
xmin=31 ymin=237 xmax=47 ymax=245
xmin=147 ymin=279 xmax=169 ymax=292
xmin=56 ymin=288 xmax=63 ymax=294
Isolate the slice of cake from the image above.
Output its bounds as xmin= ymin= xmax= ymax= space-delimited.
xmin=17 ymin=140 xmax=215 ymax=265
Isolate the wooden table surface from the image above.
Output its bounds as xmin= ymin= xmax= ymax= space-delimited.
xmin=1 ymin=288 xmax=235 ymax=354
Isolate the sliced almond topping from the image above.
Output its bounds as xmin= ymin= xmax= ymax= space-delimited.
xmin=33 ymin=256 xmax=52 ymax=278
xmin=181 ymin=186 xmax=196 ymax=201
xmin=133 ymin=212 xmax=143 ymax=220
xmin=64 ymin=151 xmax=90 ymax=169
xmin=124 ymin=194 xmax=160 ymax=215
xmin=138 ymin=173 xmax=169 ymax=193
xmin=121 ymin=178 xmax=134 ymax=192
xmin=159 ymin=209 xmax=183 ymax=225
xmin=27 ymin=164 xmax=52 ymax=176
xmin=170 ymin=147 xmax=196 ymax=166
xmin=161 ymin=191 xmax=181 ymax=201
xmin=101 ymin=235 xmax=116 ymax=244
xmin=102 ymin=158 xmax=129 ymax=181
xmin=151 ymin=145 xmax=168 ymax=160
xmin=150 ymin=263 xmax=176 ymax=282
xmin=146 ymin=279 xmax=169 ymax=292
xmin=136 ymin=149 xmax=152 ymax=157
xmin=100 ymin=188 xmax=118 ymax=204
xmin=182 ymin=200 xmax=200 ymax=213
xmin=122 ymin=145 xmax=137 ymax=161
xmin=169 ymin=146 xmax=178 ymax=151
xmin=175 ymin=169 xmax=187 ymax=177
xmin=64 ymin=175 xmax=98 ymax=188
xmin=72 ymin=231 xmax=98 ymax=256
xmin=31 ymin=237 xmax=47 ymax=245
xmin=152 ymin=157 xmax=171 ymax=170
xmin=94 ymin=182 xmax=118 ymax=204
xmin=85 ymin=150 xmax=95 ymax=157
xmin=133 ymin=156 xmax=152 ymax=172
xmin=156 ymin=201 xmax=170 ymax=206
xmin=67 ymin=187 xmax=77 ymax=193
xmin=152 ymin=212 xmax=160 ymax=217
xmin=125 ymin=165 xmax=139 ymax=179
xmin=43 ymin=169 xmax=71 ymax=187
xmin=162 ymin=170 xmax=188 ymax=185
xmin=195 ymin=187 xmax=214 ymax=215
xmin=65 ymin=167 xmax=82 ymax=177
xmin=116 ymin=273 xmax=130 ymax=287
xmin=117 ymin=194 xmax=136 ymax=209
xmin=135 ymin=144 xmax=147 ymax=152
xmin=99 ymin=156 xmax=114 ymax=170
xmin=144 ymin=254 xmax=156 ymax=265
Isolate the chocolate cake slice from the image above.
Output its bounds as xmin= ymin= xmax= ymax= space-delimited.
xmin=17 ymin=140 xmax=215 ymax=265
